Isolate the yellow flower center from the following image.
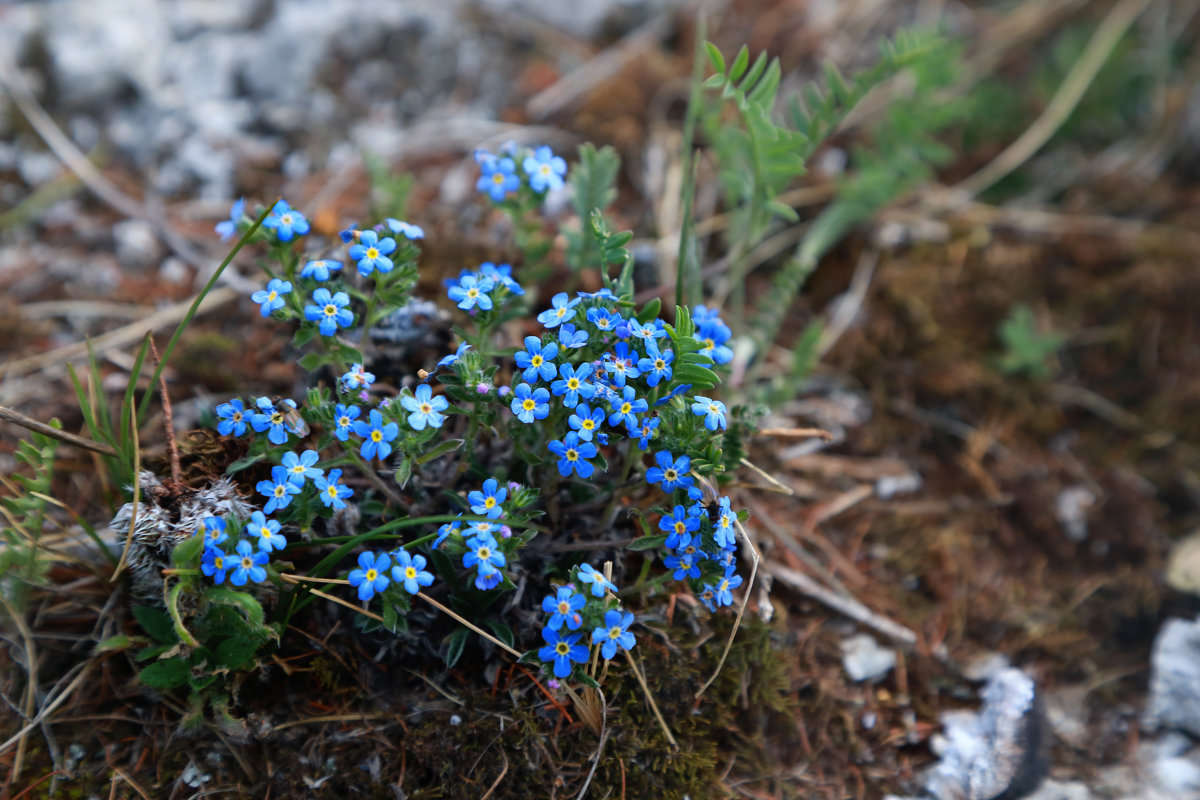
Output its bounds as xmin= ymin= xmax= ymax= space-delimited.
xmin=324 ymin=304 xmax=337 ymax=317
xmin=567 ymin=378 xmax=579 ymax=389
xmin=420 ymin=403 xmax=432 ymax=414
xmin=674 ymin=522 xmax=686 ymax=535
xmin=405 ymin=567 xmax=417 ymax=579
xmin=493 ymin=173 xmax=505 ymax=185
xmin=214 ymin=557 xmax=223 ymax=569
xmin=664 ymin=469 xmax=677 ymax=482
xmin=366 ymin=247 xmax=379 ymax=259
xmin=372 ymin=431 xmax=382 ymax=442
xmin=531 ymin=355 xmax=543 ymax=367
xmin=326 ymin=486 xmax=338 ymax=499
xmin=540 ymin=165 xmax=551 ymax=175
xmin=620 ymin=402 xmax=631 ymax=414
xmin=267 ymin=291 xmax=278 ymax=302
xmin=477 ymin=547 xmax=491 ymax=559
xmin=280 ymin=214 xmax=293 ymax=225
xmin=271 ymin=412 xmax=284 ymax=424
xmin=608 ymin=626 xmax=621 ymax=640
xmin=558 ymin=601 xmax=570 ymax=614
xmin=565 ymin=449 xmax=578 ymax=462
xmin=232 ymin=411 xmax=243 ymax=422
xmin=703 ymin=337 xmax=715 ymax=349
xmin=484 ymin=497 xmax=496 ymax=509
xmin=582 ymin=419 xmax=595 ymax=431
xmin=522 ymin=399 xmax=536 ymax=411
xmin=655 ymin=359 xmax=665 ymax=369
xmin=274 ymin=486 xmax=285 ymax=498
xmin=555 ymin=641 xmax=570 ymax=656
xmin=241 ymin=556 xmax=253 ymax=569
xmin=365 ymin=569 xmax=377 ymax=581
xmin=339 ymin=416 xmax=349 ymax=427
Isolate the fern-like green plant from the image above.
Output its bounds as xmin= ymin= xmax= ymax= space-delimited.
xmin=995 ymin=303 xmax=1063 ymax=379
xmin=565 ymin=144 xmax=621 ymax=272
xmin=698 ymin=29 xmax=965 ymax=390
xmin=0 ymin=425 xmax=59 ymax=609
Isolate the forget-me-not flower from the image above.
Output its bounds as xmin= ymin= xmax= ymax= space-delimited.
xmin=216 ymin=398 xmax=248 ymax=436
xmin=385 ymin=218 xmax=425 ymax=239
xmin=646 ymin=450 xmax=694 ymax=493
xmin=305 ymin=288 xmax=354 ymax=336
xmin=258 ymin=465 xmax=302 ymax=514
xmin=542 ymin=586 xmax=585 ymax=631
xmin=448 ymin=274 xmax=495 ymax=311
xmin=548 ymin=432 xmax=598 ymax=479
xmin=477 ymin=155 xmax=520 ymax=201
xmin=568 ymin=403 xmax=606 ymax=442
xmin=592 ymin=609 xmax=636 ymax=660
xmin=349 ymin=229 xmax=396 ymax=276
xmin=333 ymin=403 xmax=360 ymax=442
xmin=510 ymin=383 xmax=550 ymax=423
xmin=536 ymin=292 xmax=580 ymax=328
xmin=215 ymin=198 xmax=244 ymax=241
xmin=469 ymin=478 xmax=508 ymax=519
xmin=557 ymin=323 xmax=588 ymax=349
xmin=354 ymin=409 xmax=399 ymax=461
xmin=515 ymin=336 xmax=558 ymax=383
xmin=348 ymin=551 xmax=390 ymax=602
xmin=251 ymin=278 xmax=291 ymax=317
xmin=263 ymin=200 xmax=309 ymax=242
xmin=391 ymin=550 xmax=434 ymax=594
xmin=248 ymin=510 xmax=287 ymax=553
xmin=523 ymin=146 xmax=567 ymax=193
xmin=281 ymin=449 xmax=323 ymax=486
xmin=577 ymin=563 xmax=617 ymax=597
xmin=690 ymin=396 xmax=728 ymax=431
xmin=539 ymin=626 xmax=588 ymax=679
xmin=551 ymin=362 xmax=596 ymax=408
xmin=300 ymin=259 xmax=343 ymax=281
xmin=314 ymin=468 xmax=352 ymax=510
xmin=401 ymin=384 xmax=448 ymax=431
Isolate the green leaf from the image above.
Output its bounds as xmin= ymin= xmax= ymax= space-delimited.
xmin=484 ymin=619 xmax=515 ymax=649
xmin=729 ymin=45 xmax=750 ymax=82
xmin=394 ymin=457 xmax=413 ymax=488
xmin=215 ymin=636 xmax=262 ymax=670
xmin=94 ymin=634 xmax=136 ymax=653
xmin=444 ymin=627 xmax=469 ymax=669
xmin=416 ymin=438 xmax=464 ymax=465
xmin=204 ymin=588 xmax=265 ymax=629
xmin=636 ymin=297 xmax=662 ymax=324
xmin=133 ymin=605 xmax=178 ymax=645
xmin=628 ymin=534 xmax=668 ymax=552
xmin=704 ymin=41 xmax=725 ymax=73
xmin=170 ymin=535 xmax=204 ymax=569
xmin=225 ymin=453 xmax=267 ymax=475
xmin=293 ymin=325 xmax=317 ymax=348
xmin=139 ymin=658 xmax=190 ymax=690
xmin=297 ymin=352 xmax=325 ymax=372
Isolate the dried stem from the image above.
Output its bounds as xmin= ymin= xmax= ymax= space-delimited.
xmin=0 ymin=405 xmax=118 ymax=457
xmin=109 ymin=406 xmax=142 ymax=582
xmin=148 ymin=338 xmax=182 ymax=490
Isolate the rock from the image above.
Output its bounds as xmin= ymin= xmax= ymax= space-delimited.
xmin=1144 ymin=616 xmax=1200 ymax=738
xmin=112 ymin=219 xmax=162 ymax=270
xmin=1023 ymin=779 xmax=1094 ymax=800
xmin=1054 ymin=486 xmax=1096 ymax=543
xmin=1166 ymin=531 xmax=1200 ymax=595
xmin=841 ymin=633 xmax=896 ymax=682
xmin=925 ymin=669 xmax=1047 ymax=800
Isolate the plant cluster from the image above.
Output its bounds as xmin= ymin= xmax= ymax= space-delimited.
xmin=119 ymin=142 xmax=753 ymax=718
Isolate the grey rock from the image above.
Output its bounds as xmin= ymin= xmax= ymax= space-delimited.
xmin=925 ymin=669 xmax=1047 ymax=800
xmin=1144 ymin=616 xmax=1200 ymax=738
xmin=112 ymin=219 xmax=161 ymax=270
xmin=841 ymin=633 xmax=896 ymax=682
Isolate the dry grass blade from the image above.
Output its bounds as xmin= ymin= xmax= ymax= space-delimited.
xmin=0 ymin=663 xmax=90 ymax=756
xmin=109 ymin=406 xmax=141 ymax=582
xmin=0 ymin=597 xmax=38 ymax=784
xmin=955 ymin=0 xmax=1159 ymax=198
xmin=694 ymin=513 xmax=760 ymax=702
xmin=0 ymin=406 xmax=118 ymax=458
xmin=765 ymin=562 xmax=918 ymax=648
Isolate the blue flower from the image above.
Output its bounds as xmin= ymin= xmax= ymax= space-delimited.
xmin=626 ymin=318 xmax=665 ymax=343
xmin=568 ymin=403 xmax=606 ymax=442
xmin=510 ymin=383 xmax=550 ymax=423
xmin=664 ymin=550 xmax=703 ymax=580
xmin=257 ymin=466 xmax=302 ymax=514
xmin=606 ymin=385 xmax=647 ymax=430
xmin=300 ymin=259 xmax=343 ymax=280
xmin=341 ymin=363 xmax=375 ymax=391
xmin=304 ymin=288 xmax=354 ymax=336
xmin=333 ymin=403 xmax=360 ymax=442
xmin=251 ymin=278 xmax=291 ymax=317
xmin=577 ymin=563 xmax=617 ymax=598
xmin=469 ymin=478 xmax=508 ymax=519
xmin=714 ymin=496 xmax=737 ymax=548
xmin=437 ymin=341 xmax=471 ymax=368
xmin=216 ymin=398 xmax=248 ymax=436
xmin=281 ymin=449 xmax=323 ymax=486
xmin=551 ymin=362 xmax=596 ymax=408
xmin=229 ymin=539 xmax=270 ymax=586
xmin=401 ymin=384 xmax=449 ymax=431
xmin=477 ymin=155 xmax=520 ymax=201
xmin=248 ymin=510 xmax=287 ymax=552
xmin=592 ymin=609 xmax=636 ymax=660
xmin=348 ymin=229 xmax=397 ymax=276
xmin=538 ymin=626 xmax=589 ymax=679
xmin=463 ymin=533 xmax=505 ymax=574
xmin=250 ymin=397 xmax=298 ymax=445
xmin=479 ymin=261 xmax=523 ymax=296
xmin=557 ymin=323 xmax=589 ymax=349
xmin=433 ymin=518 xmax=462 ymax=549
xmin=542 ymin=586 xmax=585 ymax=631
xmin=523 ymin=146 xmax=567 ymax=192
xmin=536 ymin=292 xmax=580 ymax=329
xmin=201 ymin=545 xmax=229 ymax=584
xmin=714 ymin=565 xmax=743 ymax=607
xmin=515 ymin=336 xmax=558 ymax=383
xmin=698 ymin=584 xmax=718 ymax=612
xmin=385 ymin=218 xmax=425 ymax=239
xmin=691 ymin=396 xmax=728 ymax=431
xmin=646 ymin=450 xmax=694 ymax=493
xmin=448 ymin=274 xmax=495 ymax=311
xmin=659 ymin=505 xmax=701 ymax=549
xmin=199 ymin=516 xmax=228 ymax=547
xmin=348 ymin=551 xmax=391 ymax=602
xmin=391 ymin=550 xmax=434 ymax=594
xmin=263 ymin=200 xmax=309 ymax=242
xmin=654 ymin=382 xmax=692 ymax=407
xmin=353 ymin=409 xmax=399 ymax=461
xmin=314 ymin=468 xmax=352 ymax=510
xmin=697 ymin=317 xmax=734 ymax=365
xmin=215 ymin=198 xmax=244 ymax=241
xmin=603 ymin=342 xmax=641 ymax=387
xmin=548 ymin=432 xmax=598 ymax=479
xmin=586 ymin=307 xmax=622 ymax=333
xmin=633 ymin=416 xmax=659 ymax=450
xmin=474 ymin=571 xmax=502 ymax=591
xmin=637 ymin=341 xmax=674 ymax=387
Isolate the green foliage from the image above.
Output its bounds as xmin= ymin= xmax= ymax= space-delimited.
xmin=749 ymin=29 xmax=967 ymax=377
xmin=0 ymin=426 xmax=59 ymax=608
xmin=995 ymin=303 xmax=1063 ymax=379
xmin=364 ymin=152 xmax=414 ymax=221
xmin=565 ymin=144 xmax=621 ymax=271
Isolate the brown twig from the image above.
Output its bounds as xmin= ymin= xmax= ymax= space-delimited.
xmin=0 ymin=405 xmax=118 ymax=457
